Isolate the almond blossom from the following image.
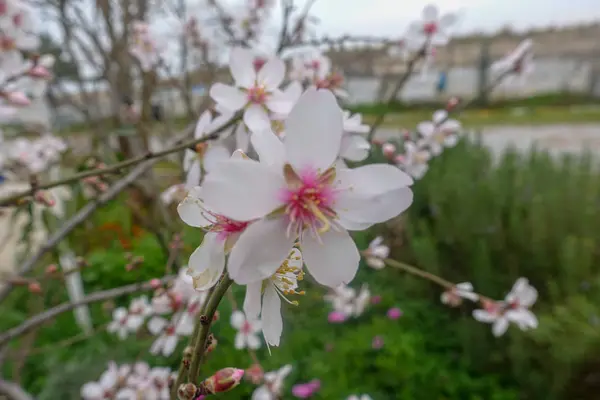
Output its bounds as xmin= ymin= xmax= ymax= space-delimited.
xmin=363 ymin=236 xmax=390 ymax=269
xmin=0 ymin=0 xmax=39 ymax=52
xmin=339 ymin=111 xmax=371 ymax=163
xmin=252 ymin=364 xmax=292 ymax=400
xmin=210 ymin=47 xmax=294 ymax=132
xmin=395 ymin=141 xmax=431 ymax=180
xmin=243 ymin=248 xmax=304 ymax=346
xmin=325 ymin=284 xmax=371 ymax=319
xmin=473 ymin=278 xmax=538 ymax=337
xmin=491 ymin=38 xmax=534 ymax=84
xmin=230 ymin=310 xmax=262 ymax=350
xmin=441 ymin=282 xmax=479 ymax=307
xmin=417 ymin=110 xmax=461 ymax=156
xmin=405 ymin=4 xmax=457 ymax=50
xmin=201 ymin=88 xmax=414 ymax=288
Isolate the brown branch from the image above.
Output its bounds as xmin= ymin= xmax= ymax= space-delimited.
xmin=0 ymin=275 xmax=175 ymax=347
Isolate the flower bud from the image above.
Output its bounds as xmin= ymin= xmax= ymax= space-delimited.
xmin=205 ymin=336 xmax=218 ymax=354
xmin=28 ymin=65 xmax=52 ymax=80
xmin=200 ymin=368 xmax=244 ymax=394
xmin=28 ymin=282 xmax=42 ymax=294
xmin=45 ymin=264 xmax=58 ymax=275
xmin=177 ymin=383 xmax=197 ymax=400
xmin=382 ymin=143 xmax=396 ymax=159
xmin=5 ymin=91 xmax=30 ymax=107
xmin=149 ymin=278 xmax=162 ymax=289
xmin=245 ymin=363 xmax=263 ymax=385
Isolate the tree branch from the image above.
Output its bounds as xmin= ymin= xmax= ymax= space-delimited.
xmin=0 ymin=379 xmax=34 ymax=400
xmin=0 ymin=275 xmax=175 ymax=347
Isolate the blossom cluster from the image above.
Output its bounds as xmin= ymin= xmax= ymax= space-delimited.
xmin=107 ymin=269 xmax=208 ymax=357
xmin=0 ymin=133 xmax=66 ymax=177
xmin=325 ymin=284 xmax=371 ymax=323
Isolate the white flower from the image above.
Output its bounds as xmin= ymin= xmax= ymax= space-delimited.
xmin=324 ymin=285 xmax=356 ymax=317
xmin=210 ymin=47 xmax=294 ymax=132
xmin=441 ymin=282 xmax=479 ymax=306
xmin=289 ymin=52 xmax=330 ymax=82
xmin=363 ymin=236 xmax=390 ymax=269
xmin=396 ymin=141 xmax=431 ymax=180
xmin=230 ymin=310 xmax=262 ymax=350
xmin=127 ymin=295 xmax=152 ymax=328
xmin=243 ymin=248 xmax=304 ymax=346
xmin=149 ymin=322 xmax=182 ymax=356
xmin=405 ymin=4 xmax=457 ymax=50
xmin=178 ymin=185 xmax=250 ymax=292
xmin=473 ymin=278 xmax=538 ymax=337
xmin=0 ymin=1 xmax=39 ymax=52
xmin=202 ymin=88 xmax=414 ymax=288
xmin=347 ymin=395 xmax=373 ymax=400
xmin=491 ymin=39 xmax=534 ymax=83
xmin=353 ymin=284 xmax=371 ymax=317
xmin=417 ymin=110 xmax=460 ymax=156
xmin=252 ymin=364 xmax=293 ymax=400
xmin=339 ymin=111 xmax=370 ymax=162
xmin=80 ymin=362 xmax=118 ymax=400
xmin=107 ymin=307 xmax=142 ymax=340
xmin=183 ymin=111 xmax=232 ymax=188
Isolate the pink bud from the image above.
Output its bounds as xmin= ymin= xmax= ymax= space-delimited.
xmin=149 ymin=278 xmax=161 ymax=289
xmin=327 ymin=311 xmax=347 ymax=323
xmin=371 ymin=335 xmax=384 ymax=349
xmin=382 ymin=143 xmax=396 ymax=158
xmin=5 ymin=91 xmax=30 ymax=107
xmin=28 ymin=282 xmax=42 ymax=294
xmin=370 ymin=295 xmax=382 ymax=304
xmin=28 ymin=65 xmax=52 ymax=80
xmin=386 ymin=307 xmax=403 ymax=320
xmin=45 ymin=264 xmax=58 ymax=275
xmin=201 ymin=368 xmax=244 ymax=394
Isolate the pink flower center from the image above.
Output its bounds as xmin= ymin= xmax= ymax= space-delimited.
xmin=280 ymin=165 xmax=337 ymax=238
xmin=165 ymin=325 xmax=176 ymax=335
xmin=241 ymin=321 xmax=253 ymax=334
xmin=423 ymin=22 xmax=437 ymax=35
xmin=211 ymin=215 xmax=249 ymax=242
xmin=247 ymin=86 xmax=267 ymax=104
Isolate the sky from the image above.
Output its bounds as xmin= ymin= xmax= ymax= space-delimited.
xmin=308 ymin=0 xmax=600 ymax=38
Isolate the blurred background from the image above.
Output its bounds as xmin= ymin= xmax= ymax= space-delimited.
xmin=1 ymin=0 xmax=600 ymax=399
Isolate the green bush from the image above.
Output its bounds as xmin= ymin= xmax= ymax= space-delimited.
xmin=3 ymin=138 xmax=600 ymax=399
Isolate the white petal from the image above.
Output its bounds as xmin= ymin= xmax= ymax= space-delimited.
xmin=230 ymin=310 xmax=246 ymax=329
xmin=204 ymin=145 xmax=230 ymax=172
xmin=252 ymin=386 xmax=272 ymax=400
xmin=282 ymin=80 xmax=303 ymax=103
xmin=266 ymin=90 xmax=294 ymax=115
xmin=340 ymin=135 xmax=370 ymax=162
xmin=194 ymin=111 xmax=213 ymax=139
xmin=228 ymin=218 xmax=296 ymax=284
xmin=247 ymin=333 xmax=262 ymax=349
xmin=337 ymin=187 xmax=414 ymax=228
xmin=336 ymin=164 xmax=413 ymax=196
xmin=187 ymin=233 xmax=226 ymax=291
xmin=113 ymin=307 xmax=128 ymax=321
xmin=492 ymin=318 xmax=509 ymax=337
xmin=432 ymin=110 xmax=448 ymax=125
xmin=202 ymin=159 xmax=285 ymax=221
xmin=472 ymin=309 xmax=496 ymax=323
xmin=258 ymin=57 xmax=285 ymax=90
xmin=234 ymin=332 xmax=246 ymax=349
xmin=81 ymin=383 xmax=103 ymax=399
xmin=301 ymin=228 xmax=359 ymax=287
xmin=210 ymin=83 xmax=247 ymax=111
xmin=285 ymin=88 xmax=343 ymax=173
xmin=234 ymin=123 xmax=250 ymax=152
xmin=147 ymin=317 xmax=167 ymax=335
xmin=243 ymin=281 xmax=263 ymax=320
xmin=456 ymin=282 xmax=474 ymax=291
xmin=418 ymin=121 xmax=435 ymax=138
xmin=251 ymin=129 xmax=285 ymax=170
xmin=177 ymin=187 xmax=212 ymax=228
xmin=230 ymin=47 xmax=256 ymax=88
xmin=244 ymin=104 xmax=271 ymax=132
xmin=422 ymin=4 xmax=439 ymax=22
xmin=262 ymin=283 xmax=283 ymax=346
xmin=185 ymin=161 xmax=201 ymax=189
xmin=162 ymin=335 xmax=178 ymax=356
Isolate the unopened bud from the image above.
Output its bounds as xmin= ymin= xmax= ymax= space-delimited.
xmin=205 ymin=335 xmax=218 ymax=354
xmin=45 ymin=264 xmax=58 ymax=275
xmin=28 ymin=282 xmax=42 ymax=294
xmin=149 ymin=278 xmax=162 ymax=289
xmin=213 ymin=311 xmax=220 ymax=322
xmin=382 ymin=143 xmax=396 ymax=159
xmin=177 ymin=383 xmax=197 ymax=400
xmin=245 ymin=363 xmax=263 ymax=385
xmin=199 ymin=368 xmax=244 ymax=394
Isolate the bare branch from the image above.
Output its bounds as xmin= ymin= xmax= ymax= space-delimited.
xmin=0 ymin=379 xmax=34 ymax=400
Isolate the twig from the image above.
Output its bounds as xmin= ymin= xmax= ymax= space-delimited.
xmin=0 ymin=275 xmax=174 ymax=347
xmin=0 ymin=114 xmax=241 ymax=303
xmin=0 ymin=114 xmax=241 ymax=207
xmin=0 ymin=379 xmax=34 ymax=400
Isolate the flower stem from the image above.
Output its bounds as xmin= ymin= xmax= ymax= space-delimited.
xmin=382 ymin=257 xmax=455 ymax=289
xmin=171 ymin=274 xmax=233 ymax=399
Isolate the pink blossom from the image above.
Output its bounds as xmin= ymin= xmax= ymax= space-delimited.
xmin=328 ymin=311 xmax=347 ymax=323
xmin=5 ymin=91 xmax=30 ymax=107
xmin=292 ymin=379 xmax=321 ymax=398
xmin=387 ymin=307 xmax=403 ymax=320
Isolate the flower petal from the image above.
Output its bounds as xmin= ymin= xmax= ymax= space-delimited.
xmin=251 ymin=129 xmax=286 ymax=170
xmin=258 ymin=57 xmax=285 ymax=90
xmin=472 ymin=309 xmax=495 ymax=323
xmin=202 ymin=159 xmax=285 ymax=221
xmin=187 ymin=233 xmax=225 ymax=291
xmin=244 ymin=104 xmax=271 ymax=132
xmin=230 ymin=310 xmax=246 ymax=329
xmin=204 ymin=145 xmax=230 ymax=172
xmin=422 ymin=4 xmax=439 ymax=23
xmin=339 ymin=134 xmax=370 ymax=161
xmin=230 ymin=47 xmax=256 ymax=88
xmin=177 ymin=187 xmax=212 ymax=228
xmin=243 ymin=281 xmax=263 ymax=320
xmin=301 ymin=228 xmax=359 ymax=287
xmin=210 ymin=83 xmax=247 ymax=111
xmin=266 ymin=89 xmax=294 ymax=115
xmin=285 ymin=88 xmax=343 ymax=173
xmin=492 ymin=317 xmax=509 ymax=337
xmin=228 ymin=218 xmax=297 ymax=284
xmin=262 ymin=283 xmax=283 ymax=346
xmin=336 ymin=164 xmax=414 ymax=195
xmin=194 ymin=111 xmax=213 ymax=139
xmin=162 ymin=335 xmax=178 ymax=356
xmin=185 ymin=161 xmax=201 ymax=189
xmin=234 ymin=123 xmax=250 ymax=152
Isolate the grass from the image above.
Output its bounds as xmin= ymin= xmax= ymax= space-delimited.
xmin=363 ymin=104 xmax=600 ymax=129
